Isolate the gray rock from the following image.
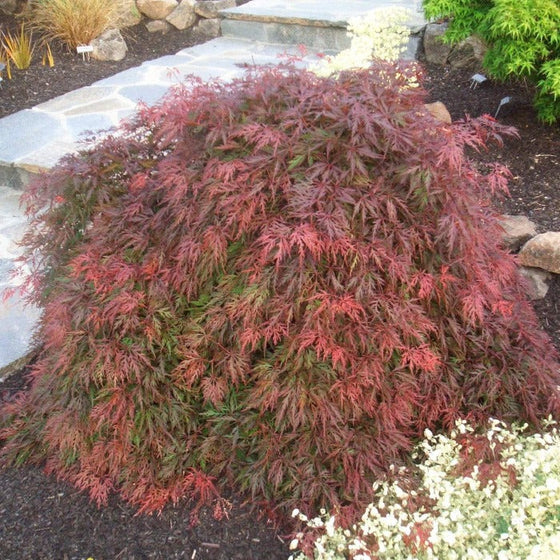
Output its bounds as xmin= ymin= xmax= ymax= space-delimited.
xmin=499 ymin=215 xmax=538 ymax=252
xmin=137 ymin=0 xmax=178 ymax=20
xmin=423 ymin=24 xmax=486 ymax=69
xmin=145 ymin=19 xmax=172 ymax=33
xmin=518 ymin=232 xmax=560 ymax=274
xmin=423 ymin=22 xmax=452 ymax=65
xmin=91 ymin=29 xmax=128 ymax=62
xmin=195 ymin=0 xmax=236 ymax=18
xmin=166 ymin=0 xmax=198 ymax=30
xmin=0 ymin=110 xmax=62 ymax=163
xmin=195 ymin=17 xmax=221 ymax=37
xmin=519 ymin=266 xmax=551 ymax=300
xmin=447 ymin=35 xmax=486 ymax=69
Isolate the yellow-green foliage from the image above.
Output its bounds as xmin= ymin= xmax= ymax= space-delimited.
xmin=1 ymin=24 xmax=34 ymax=70
xmin=292 ymin=419 xmax=560 ymax=559
xmin=311 ymin=8 xmax=412 ymax=77
xmin=423 ymin=0 xmax=560 ymax=123
xmin=27 ymin=0 xmax=118 ymax=50
xmin=42 ymin=43 xmax=54 ymax=67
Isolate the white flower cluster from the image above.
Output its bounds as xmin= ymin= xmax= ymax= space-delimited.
xmin=290 ymin=418 xmax=560 ymax=559
xmin=311 ymin=8 xmax=412 ymax=77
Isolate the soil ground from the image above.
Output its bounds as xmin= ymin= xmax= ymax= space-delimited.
xmin=0 ymin=11 xmax=559 ymax=560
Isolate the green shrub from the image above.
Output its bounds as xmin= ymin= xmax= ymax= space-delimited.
xmin=291 ymin=419 xmax=560 ymax=559
xmin=1 ymin=62 xmax=560 ymax=524
xmin=423 ymin=0 xmax=560 ymax=123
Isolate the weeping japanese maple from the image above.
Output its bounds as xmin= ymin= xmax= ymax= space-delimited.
xmin=2 ymin=61 xmax=560 ymax=520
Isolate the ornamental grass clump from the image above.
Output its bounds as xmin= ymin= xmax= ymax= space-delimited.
xmin=1 ymin=24 xmax=34 ymax=71
xmin=1 ymin=61 xmax=560 ymax=523
xmin=27 ymin=0 xmax=118 ymax=50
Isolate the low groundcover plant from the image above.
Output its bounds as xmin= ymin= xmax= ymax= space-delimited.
xmin=1 ymin=59 xmax=560 ymax=533
xmin=291 ymin=418 xmax=560 ymax=559
xmin=311 ymin=8 xmax=412 ymax=76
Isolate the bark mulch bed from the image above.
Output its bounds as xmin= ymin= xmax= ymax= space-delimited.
xmin=1 ymin=11 xmax=559 ymax=560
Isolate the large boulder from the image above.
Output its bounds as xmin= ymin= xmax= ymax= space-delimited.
xmin=447 ymin=35 xmax=487 ymax=69
xmin=518 ymin=232 xmax=560 ymax=273
xmin=91 ymin=29 xmax=128 ymax=62
xmin=194 ymin=16 xmax=221 ymax=37
xmin=166 ymin=0 xmax=198 ymax=30
xmin=115 ymin=0 xmax=143 ymax=28
xmin=423 ymin=22 xmax=452 ymax=65
xmin=137 ymin=0 xmax=178 ymax=20
xmin=423 ymin=23 xmax=486 ymax=69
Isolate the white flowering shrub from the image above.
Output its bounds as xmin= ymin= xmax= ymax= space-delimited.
xmin=311 ymin=8 xmax=412 ymax=77
xmin=290 ymin=419 xmax=560 ymax=560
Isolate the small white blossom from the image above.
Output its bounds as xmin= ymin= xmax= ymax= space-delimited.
xmin=290 ymin=418 xmax=560 ymax=560
xmin=310 ymin=8 xmax=415 ymax=79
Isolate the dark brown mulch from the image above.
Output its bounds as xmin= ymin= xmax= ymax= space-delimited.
xmin=1 ymin=11 xmax=559 ymax=559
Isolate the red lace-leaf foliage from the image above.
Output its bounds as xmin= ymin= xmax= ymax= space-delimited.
xmin=1 ymin=61 xmax=559 ymax=531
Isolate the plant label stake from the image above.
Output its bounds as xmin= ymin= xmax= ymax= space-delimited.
xmin=470 ymin=73 xmax=487 ymax=89
xmin=0 ymin=62 xmax=4 ymax=87
xmin=495 ymin=96 xmax=511 ymax=118
xmin=76 ymin=44 xmax=93 ymax=61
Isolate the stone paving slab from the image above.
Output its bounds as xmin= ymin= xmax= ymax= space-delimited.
xmin=0 ymin=187 xmax=40 ymax=372
xmin=222 ymin=0 xmax=425 ymax=26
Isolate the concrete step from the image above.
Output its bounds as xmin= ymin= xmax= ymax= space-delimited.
xmin=220 ymin=0 xmax=426 ymax=50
